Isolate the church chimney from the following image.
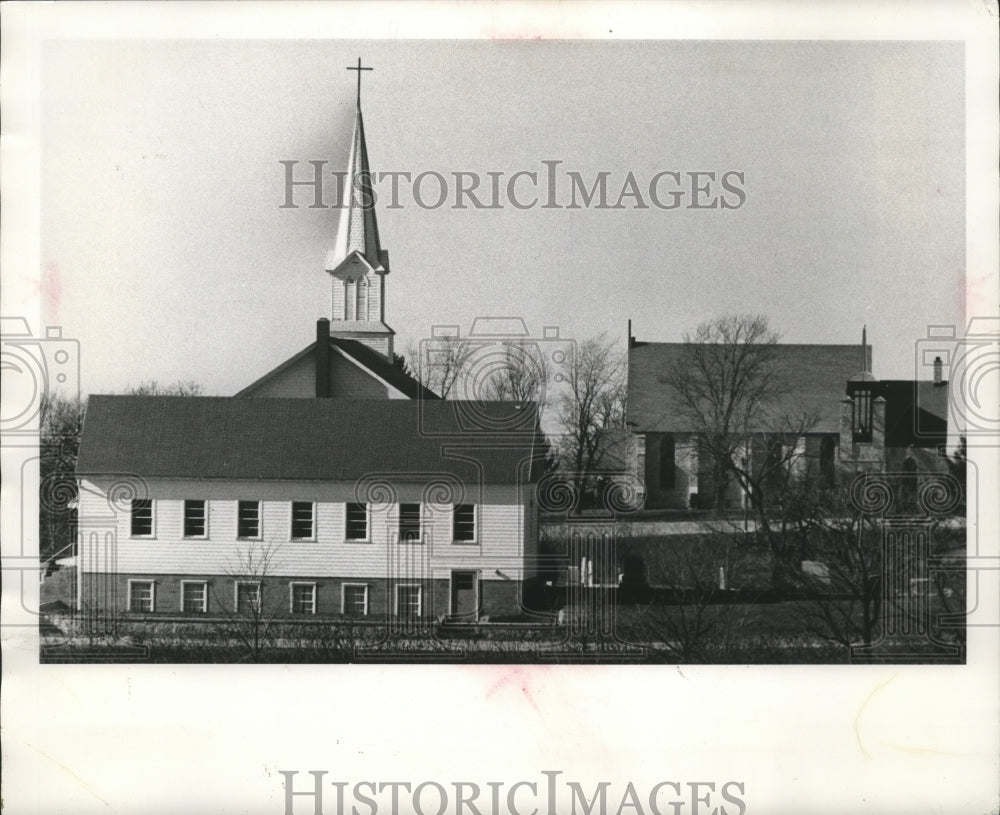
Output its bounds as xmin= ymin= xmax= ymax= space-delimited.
xmin=316 ymin=318 xmax=331 ymax=397
xmin=933 ymin=355 xmax=943 ymax=385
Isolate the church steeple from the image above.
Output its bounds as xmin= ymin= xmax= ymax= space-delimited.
xmin=325 ymin=103 xmax=388 ymax=276
xmin=324 ymin=59 xmax=394 ymax=360
xmin=846 ymin=324 xmax=879 ymax=444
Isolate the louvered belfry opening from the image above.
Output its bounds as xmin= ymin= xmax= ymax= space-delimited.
xmin=849 ymin=382 xmax=874 ymax=443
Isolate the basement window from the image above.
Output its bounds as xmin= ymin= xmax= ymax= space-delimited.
xmin=342 ymin=583 xmax=369 ymax=616
xmin=127 ymin=580 xmax=155 ymax=613
xmin=235 ymin=581 xmax=262 ymax=614
xmin=181 ymin=581 xmax=208 ymax=613
xmin=290 ymin=582 xmax=316 ymax=615
xmin=396 ymin=584 xmax=422 ymax=619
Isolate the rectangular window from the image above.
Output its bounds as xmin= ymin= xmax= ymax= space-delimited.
xmin=290 ymin=582 xmax=316 ymax=615
xmin=237 ymin=500 xmax=261 ymax=539
xmin=345 ymin=502 xmax=368 ymax=541
xmin=453 ymin=504 xmax=476 ymax=542
xmin=396 ymin=585 xmax=422 ymax=618
xmin=181 ymin=581 xmax=207 ymax=613
xmin=291 ymin=502 xmax=314 ymax=540
xmin=128 ymin=580 xmax=154 ymax=612
xmin=235 ymin=581 xmax=262 ymax=614
xmin=398 ymin=503 xmax=422 ymax=543
xmin=183 ymin=500 xmax=207 ymax=538
xmin=131 ymin=499 xmax=154 ymax=537
xmin=342 ymin=584 xmax=369 ymax=616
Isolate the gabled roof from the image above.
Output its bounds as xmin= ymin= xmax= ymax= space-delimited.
xmin=235 ymin=337 xmax=438 ymax=400
xmin=627 ymin=341 xmax=869 ymax=434
xmin=77 ymin=396 xmax=545 ymax=484
xmin=331 ymin=337 xmax=438 ymax=399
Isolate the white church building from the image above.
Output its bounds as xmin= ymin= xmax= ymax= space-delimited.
xmin=75 ymin=70 xmax=547 ymax=623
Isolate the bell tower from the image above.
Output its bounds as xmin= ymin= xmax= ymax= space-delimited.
xmin=840 ymin=325 xmax=886 ymax=466
xmin=324 ymin=59 xmax=395 ymax=360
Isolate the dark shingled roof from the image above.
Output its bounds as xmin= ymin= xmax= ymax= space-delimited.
xmin=627 ymin=341 xmax=870 ymax=434
xmin=881 ymin=380 xmax=949 ymax=447
xmin=330 ymin=338 xmax=440 ymax=400
xmin=77 ymin=396 xmax=544 ymax=483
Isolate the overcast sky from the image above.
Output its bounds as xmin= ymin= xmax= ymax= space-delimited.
xmin=40 ymin=39 xmax=964 ymax=396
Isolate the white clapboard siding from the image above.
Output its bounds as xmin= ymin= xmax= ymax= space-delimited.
xmin=242 ymin=348 xmax=396 ymax=399
xmin=79 ymin=477 xmax=531 ymax=581
xmin=328 ymin=351 xmax=394 ymax=398
xmin=245 ymin=354 xmax=315 ymax=397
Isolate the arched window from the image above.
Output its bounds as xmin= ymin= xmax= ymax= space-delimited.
xmin=345 ymin=279 xmax=356 ymax=320
xmin=658 ymin=435 xmax=676 ymax=489
xmin=356 ymin=276 xmax=368 ymax=322
xmin=820 ymin=436 xmax=835 ymax=487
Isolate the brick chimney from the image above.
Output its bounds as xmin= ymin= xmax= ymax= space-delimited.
xmin=316 ymin=318 xmax=331 ymax=397
xmin=933 ymin=355 xmax=943 ymax=385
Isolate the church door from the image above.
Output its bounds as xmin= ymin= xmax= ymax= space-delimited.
xmin=450 ymin=570 xmax=479 ymax=619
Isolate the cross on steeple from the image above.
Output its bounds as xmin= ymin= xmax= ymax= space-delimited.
xmin=347 ymin=58 xmax=373 ymax=107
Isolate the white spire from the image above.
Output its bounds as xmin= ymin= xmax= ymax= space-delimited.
xmin=326 ymin=105 xmax=387 ymax=274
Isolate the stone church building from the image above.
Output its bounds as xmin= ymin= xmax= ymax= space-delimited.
xmin=626 ymin=328 xmax=952 ymax=511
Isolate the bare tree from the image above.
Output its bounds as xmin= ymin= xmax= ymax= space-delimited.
xmin=212 ymin=539 xmax=284 ymax=662
xmin=126 ymin=380 xmax=204 ymax=396
xmin=40 ymin=381 xmax=203 ymax=562
xmin=790 ymin=475 xmax=965 ymax=653
xmin=785 ymin=480 xmax=886 ymax=648
xmin=552 ymin=334 xmax=627 ymax=506
xmin=40 ymin=380 xmax=207 ymax=569
xmin=661 ymin=314 xmax=818 ymax=521
xmin=619 ymin=534 xmax=753 ymax=662
xmin=480 ymin=344 xmax=549 ymax=403
xmin=39 ymin=393 xmax=87 ymax=563
xmin=407 ymin=336 xmax=475 ymax=399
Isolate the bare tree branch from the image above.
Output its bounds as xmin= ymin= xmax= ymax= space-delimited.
xmin=126 ymin=380 xmax=204 ymax=396
xmin=211 ymin=539 xmax=285 ymax=662
xmin=480 ymin=344 xmax=549 ymax=403
xmin=551 ymin=333 xmax=627 ymax=507
xmin=407 ymin=336 xmax=476 ymax=399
